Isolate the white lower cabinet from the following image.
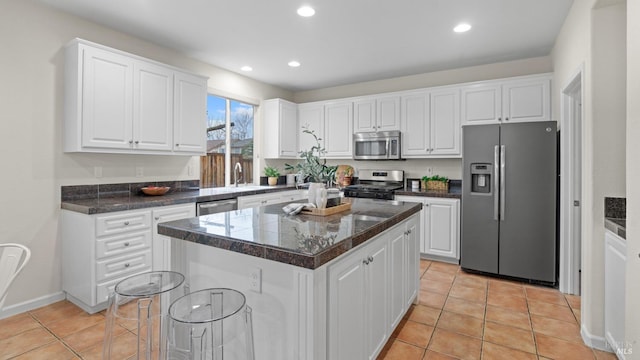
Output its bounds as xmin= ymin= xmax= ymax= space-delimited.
xmin=395 ymin=196 xmax=459 ymax=262
xmin=604 ymin=230 xmax=627 ymax=358
xmin=152 ymin=204 xmax=196 ymax=271
xmin=328 ymin=215 xmax=419 ymax=360
xmin=61 ymin=203 xmax=195 ymax=313
xmin=237 ymin=190 xmax=305 ymax=209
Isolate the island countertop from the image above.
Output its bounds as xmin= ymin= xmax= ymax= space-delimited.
xmin=158 ymin=198 xmax=422 ymax=269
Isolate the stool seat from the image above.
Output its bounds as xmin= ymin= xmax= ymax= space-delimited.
xmin=167 ymin=288 xmax=254 ymax=360
xmin=116 ymin=271 xmax=184 ymax=297
xmin=103 ymin=271 xmax=185 ymax=360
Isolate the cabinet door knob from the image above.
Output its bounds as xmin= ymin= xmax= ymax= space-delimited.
xmin=176 ymin=144 xmax=180 ymax=147
xmin=155 ymin=217 xmax=160 ymax=220
xmin=124 ymin=221 xmax=130 ymax=225
xmin=124 ymin=263 xmax=130 ymax=268
xmin=498 ymin=117 xmax=502 ymax=121
xmin=129 ymin=140 xmax=133 ymax=144
xmin=124 ymin=242 xmax=130 ymax=247
xmin=134 ymin=140 xmax=139 ymax=144
xmin=363 ymin=259 xmax=369 ymax=265
xmin=368 ymin=256 xmax=374 ymax=263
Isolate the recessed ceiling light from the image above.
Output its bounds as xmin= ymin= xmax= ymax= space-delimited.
xmin=288 ymin=60 xmax=301 ymax=68
xmin=240 ymin=66 xmax=253 ymax=72
xmin=454 ymin=23 xmax=472 ymax=33
xmin=297 ymin=6 xmax=315 ymax=17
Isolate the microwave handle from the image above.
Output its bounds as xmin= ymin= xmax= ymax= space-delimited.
xmin=386 ymin=139 xmax=390 ymax=159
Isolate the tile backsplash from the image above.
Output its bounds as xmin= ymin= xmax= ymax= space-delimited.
xmin=61 ymin=180 xmax=199 ymax=201
xmin=605 ymin=197 xmax=626 ymax=219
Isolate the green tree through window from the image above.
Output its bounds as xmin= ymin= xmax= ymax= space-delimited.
xmin=201 ymin=95 xmax=254 ymax=187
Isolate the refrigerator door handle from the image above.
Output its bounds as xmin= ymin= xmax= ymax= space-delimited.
xmin=500 ymin=145 xmax=506 ymax=221
xmin=494 ymin=145 xmax=500 ymax=220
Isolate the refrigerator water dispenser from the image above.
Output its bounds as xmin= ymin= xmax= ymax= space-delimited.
xmin=470 ymin=163 xmax=492 ymax=194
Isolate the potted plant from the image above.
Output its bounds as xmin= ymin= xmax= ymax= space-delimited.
xmin=285 ymin=126 xmax=337 ymax=204
xmin=284 ymin=126 xmax=337 ymax=185
xmin=421 ymin=175 xmax=449 ymax=191
xmin=264 ymin=166 xmax=280 ymax=186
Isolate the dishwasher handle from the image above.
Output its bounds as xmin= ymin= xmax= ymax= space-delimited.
xmin=197 ymin=199 xmax=238 ymax=215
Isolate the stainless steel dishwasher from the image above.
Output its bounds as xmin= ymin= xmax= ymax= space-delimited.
xmin=196 ymin=198 xmax=238 ymax=216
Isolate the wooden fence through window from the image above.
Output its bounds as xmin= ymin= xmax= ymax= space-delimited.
xmin=200 ymin=153 xmax=253 ymax=188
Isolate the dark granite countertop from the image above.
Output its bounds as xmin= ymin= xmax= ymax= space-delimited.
xmin=61 ymin=185 xmax=298 ymax=214
xmin=395 ymin=180 xmax=462 ymax=199
xmin=605 ymin=218 xmax=626 ymax=239
xmin=158 ymin=198 xmax=422 ymax=269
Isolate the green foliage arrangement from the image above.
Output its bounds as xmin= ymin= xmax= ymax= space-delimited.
xmin=421 ymin=175 xmax=449 ymax=182
xmin=285 ymin=126 xmax=337 ymax=183
xmin=264 ymin=166 xmax=280 ymax=177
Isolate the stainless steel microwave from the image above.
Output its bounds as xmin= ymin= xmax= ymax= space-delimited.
xmin=353 ymin=131 xmax=401 ymax=160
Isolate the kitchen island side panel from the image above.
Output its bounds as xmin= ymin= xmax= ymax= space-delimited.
xmin=174 ymin=239 xmax=326 ymax=360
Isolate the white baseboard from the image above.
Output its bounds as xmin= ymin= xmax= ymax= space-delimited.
xmin=581 ymin=323 xmax=612 ymax=352
xmin=0 ymin=292 xmax=66 ymax=320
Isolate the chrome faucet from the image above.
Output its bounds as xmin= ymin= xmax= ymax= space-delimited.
xmin=234 ymin=162 xmax=243 ymax=187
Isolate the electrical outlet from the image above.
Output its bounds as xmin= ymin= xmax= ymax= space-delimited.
xmin=249 ymin=267 xmax=262 ymax=293
xmin=94 ymin=166 xmax=103 ymax=178
xmin=187 ymin=165 xmax=193 ymax=176
xmin=135 ymin=166 xmax=144 ymax=177
xmin=426 ymin=167 xmax=433 ymax=175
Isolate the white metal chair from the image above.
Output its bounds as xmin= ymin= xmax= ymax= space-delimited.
xmin=0 ymin=243 xmax=31 ymax=310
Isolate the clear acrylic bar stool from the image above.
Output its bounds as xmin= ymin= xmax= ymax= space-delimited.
xmin=167 ymin=288 xmax=255 ymax=360
xmin=103 ymin=271 xmax=185 ymax=360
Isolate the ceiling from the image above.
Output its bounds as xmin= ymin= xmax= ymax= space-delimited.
xmin=38 ymin=0 xmax=574 ymax=92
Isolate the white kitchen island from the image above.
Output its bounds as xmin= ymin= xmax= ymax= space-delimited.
xmin=158 ymin=198 xmax=421 ymax=360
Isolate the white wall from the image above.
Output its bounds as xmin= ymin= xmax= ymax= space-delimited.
xmin=0 ymin=0 xmax=291 ymax=313
xmin=626 ymin=0 xmax=640 ymax=355
xmin=294 ymin=56 xmax=552 ymax=103
xmin=551 ymin=0 xmax=627 ymax=349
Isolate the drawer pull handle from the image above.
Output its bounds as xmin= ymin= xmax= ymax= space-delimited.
xmin=124 ymin=242 xmax=130 ymax=247
xmin=124 ymin=221 xmax=130 ymax=226
xmin=124 ymin=263 xmax=130 ymax=268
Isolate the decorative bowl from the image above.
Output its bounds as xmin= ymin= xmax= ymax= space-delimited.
xmin=141 ymin=186 xmax=170 ymax=196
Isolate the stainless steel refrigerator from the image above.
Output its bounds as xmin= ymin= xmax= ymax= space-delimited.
xmin=461 ymin=121 xmax=557 ymax=284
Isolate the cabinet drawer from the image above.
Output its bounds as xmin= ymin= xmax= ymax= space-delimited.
xmin=96 ymin=211 xmax=151 ymax=237
xmin=96 ymin=230 xmax=151 ymax=260
xmin=95 ymin=278 xmax=120 ymax=305
xmin=96 ymin=250 xmax=152 ymax=282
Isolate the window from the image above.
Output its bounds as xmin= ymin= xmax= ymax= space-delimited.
xmin=201 ymin=94 xmax=254 ymax=187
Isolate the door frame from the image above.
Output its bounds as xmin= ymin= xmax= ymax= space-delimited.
xmin=559 ymin=64 xmax=584 ymax=295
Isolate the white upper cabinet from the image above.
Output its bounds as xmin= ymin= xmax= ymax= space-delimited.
xmin=173 ymin=71 xmax=207 ymax=154
xmin=401 ymin=89 xmax=460 ymax=157
xmin=324 ymin=101 xmax=353 ymax=158
xmin=78 ymin=45 xmax=134 ymax=150
xmin=401 ymin=91 xmax=430 ymax=156
xmin=354 ymin=96 xmax=400 ymax=132
xmin=430 ymin=88 xmax=461 ymax=155
xmin=263 ymin=98 xmax=298 ymax=159
xmin=461 ymin=74 xmax=551 ymax=125
xmin=353 ymin=98 xmax=376 ymax=132
xmin=64 ymin=39 xmax=208 ymax=155
xmin=501 ymin=77 xmax=551 ymax=123
xmin=134 ymin=61 xmax=174 ymax=151
xmin=297 ymin=102 xmax=324 ymax=155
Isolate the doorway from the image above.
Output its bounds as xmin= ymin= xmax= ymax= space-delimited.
xmin=560 ymin=66 xmax=583 ymax=295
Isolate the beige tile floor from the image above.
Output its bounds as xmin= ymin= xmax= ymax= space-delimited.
xmin=0 ymin=260 xmax=618 ymax=360
xmin=377 ymin=260 xmax=618 ymax=360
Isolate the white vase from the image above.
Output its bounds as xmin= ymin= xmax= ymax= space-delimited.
xmin=316 ymin=188 xmax=328 ymax=209
xmin=308 ymin=182 xmax=324 ymax=207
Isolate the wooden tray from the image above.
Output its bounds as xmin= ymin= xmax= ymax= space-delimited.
xmin=300 ymin=201 xmax=351 ymax=216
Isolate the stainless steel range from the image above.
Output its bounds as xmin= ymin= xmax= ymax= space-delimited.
xmin=343 ymin=169 xmax=404 ymax=200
